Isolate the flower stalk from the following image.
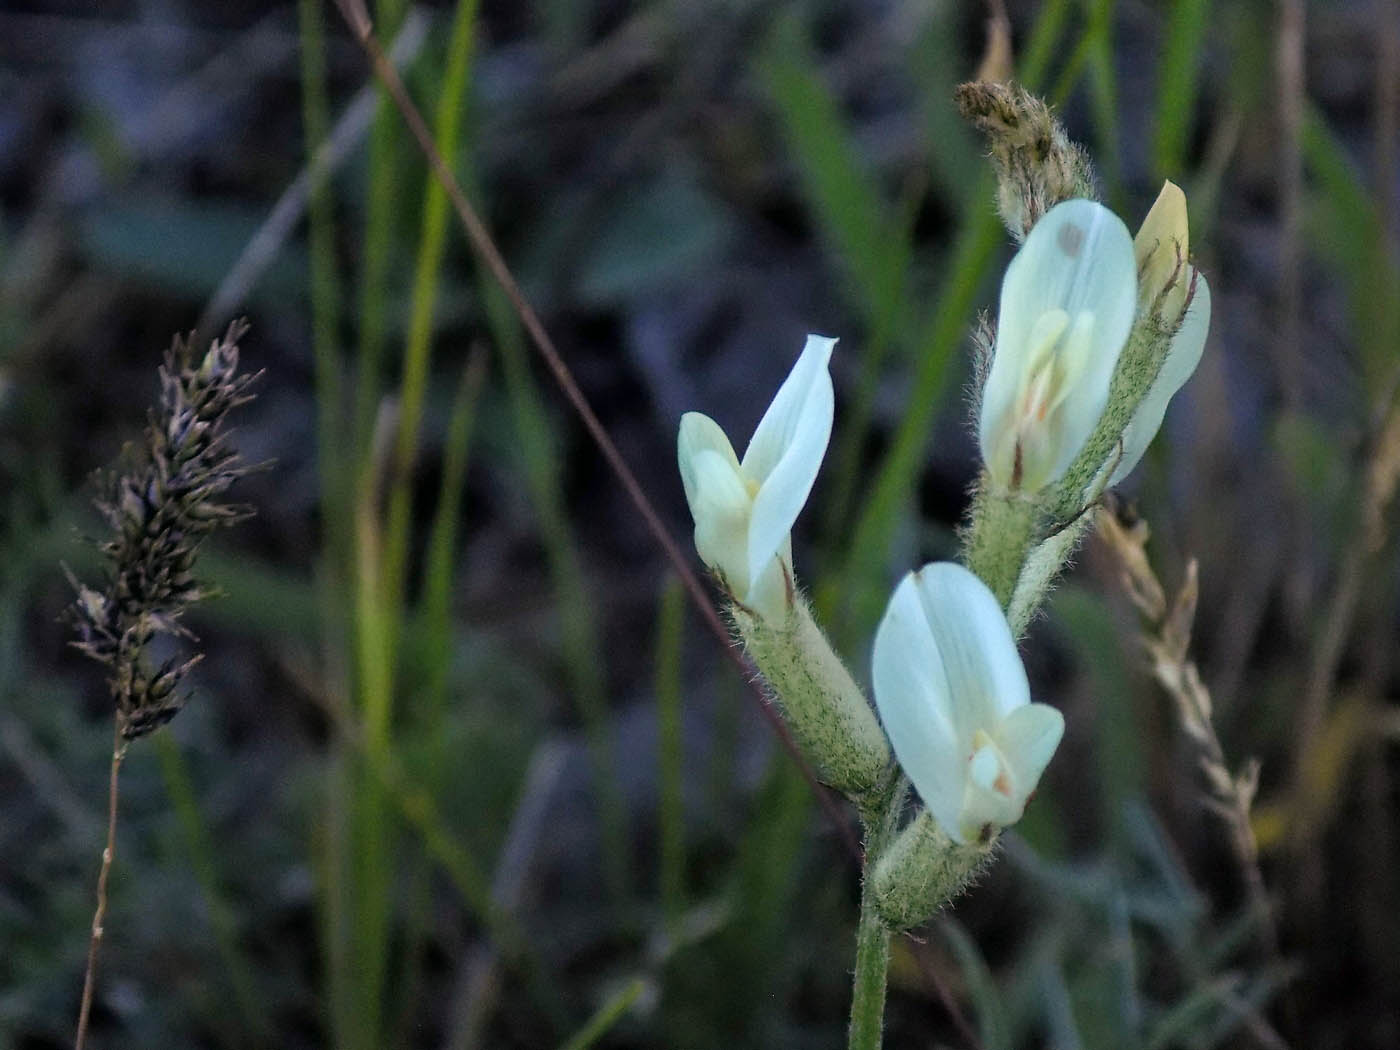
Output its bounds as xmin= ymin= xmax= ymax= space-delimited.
xmin=66 ymin=321 xmax=259 ymax=1048
xmin=672 ymin=76 xmax=1214 ymax=1050
xmin=735 ymin=597 xmax=891 ymax=812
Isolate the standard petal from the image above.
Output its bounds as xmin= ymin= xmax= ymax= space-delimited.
xmin=742 ymin=336 xmax=836 ymax=591
xmin=909 ymin=563 xmax=1030 ymax=735
xmin=980 ymin=200 xmax=1137 ymax=484
xmin=741 ymin=334 xmax=837 ymax=482
xmin=872 ymin=571 xmax=965 ymax=840
xmin=1110 ymin=272 xmax=1212 ymax=485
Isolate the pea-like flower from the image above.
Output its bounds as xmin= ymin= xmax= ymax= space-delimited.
xmin=872 ymin=562 xmax=1064 ymax=843
xmin=1109 ymin=181 xmax=1212 ymax=485
xmin=677 ymin=334 xmax=835 ymax=621
xmin=980 ymin=199 xmax=1138 ymax=494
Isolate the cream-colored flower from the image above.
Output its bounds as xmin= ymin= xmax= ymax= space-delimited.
xmin=677 ymin=335 xmax=835 ymax=620
xmin=980 ymin=199 xmax=1138 ymax=493
xmin=872 ymin=562 xmax=1063 ymax=843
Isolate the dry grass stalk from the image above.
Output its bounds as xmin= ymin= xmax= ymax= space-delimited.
xmin=1094 ymin=506 xmax=1272 ymax=944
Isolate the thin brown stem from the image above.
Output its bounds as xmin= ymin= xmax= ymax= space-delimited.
xmin=75 ymin=719 xmax=126 ymax=1050
xmin=330 ymin=0 xmax=862 ymax=863
xmin=1275 ymin=0 xmax=1305 ymax=410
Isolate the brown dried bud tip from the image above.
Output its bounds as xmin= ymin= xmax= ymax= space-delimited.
xmin=955 ymin=81 xmax=1097 ymax=242
xmin=65 ymin=320 xmax=262 ymax=739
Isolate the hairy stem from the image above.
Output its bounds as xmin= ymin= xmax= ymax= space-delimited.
xmin=963 ymin=489 xmax=1037 ymax=609
xmin=75 ymin=720 xmax=126 ymax=1050
xmin=848 ymin=869 xmax=892 ymax=1050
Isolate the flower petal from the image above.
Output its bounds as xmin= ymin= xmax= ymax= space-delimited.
xmin=742 ymin=334 xmax=837 ymax=482
xmin=994 ymin=701 xmax=1064 ymax=805
xmin=742 ymin=335 xmax=836 ymax=593
xmin=872 ymin=570 xmax=964 ymax=841
xmin=980 ymin=200 xmax=1138 ymax=487
xmin=960 ymin=747 xmax=1026 ymax=838
xmin=1135 ymin=180 xmax=1191 ymax=318
xmin=1110 ymin=272 xmax=1212 ymax=485
xmin=908 ymin=562 xmax=1030 ymax=733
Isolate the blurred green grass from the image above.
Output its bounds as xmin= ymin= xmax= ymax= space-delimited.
xmin=1 ymin=0 xmax=1398 ymax=1048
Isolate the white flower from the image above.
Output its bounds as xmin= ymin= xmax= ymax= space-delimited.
xmin=677 ymin=334 xmax=835 ymax=620
xmin=872 ymin=562 xmax=1064 ymax=843
xmin=1109 ymin=273 xmax=1211 ymax=485
xmin=980 ymin=199 xmax=1138 ymax=493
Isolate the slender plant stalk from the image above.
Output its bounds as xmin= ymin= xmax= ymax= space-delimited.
xmin=848 ymin=878 xmax=892 ymax=1050
xmin=74 ymin=720 xmax=126 ymax=1050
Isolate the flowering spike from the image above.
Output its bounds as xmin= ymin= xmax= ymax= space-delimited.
xmin=872 ymin=562 xmax=1063 ymax=843
xmin=979 ymin=200 xmax=1137 ymax=494
xmin=677 ymin=334 xmax=835 ymax=620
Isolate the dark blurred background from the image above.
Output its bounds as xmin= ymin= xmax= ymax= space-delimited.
xmin=1 ymin=0 xmax=1397 ymax=1047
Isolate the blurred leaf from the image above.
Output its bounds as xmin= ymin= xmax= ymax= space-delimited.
xmin=572 ymin=172 xmax=734 ymax=306
xmin=1049 ymin=586 xmax=1144 ymax=826
xmin=759 ymin=14 xmax=901 ymax=325
xmin=941 ymin=916 xmax=1012 ymax=1050
xmin=1271 ymin=410 xmax=1356 ymax=544
xmin=1252 ymin=693 xmax=1372 ymax=854
xmin=1144 ymin=974 xmax=1239 ymax=1049
xmin=1302 ymin=106 xmax=1400 ymax=396
xmin=80 ymin=198 xmax=306 ymax=303
xmin=655 ymin=576 xmax=687 ymax=929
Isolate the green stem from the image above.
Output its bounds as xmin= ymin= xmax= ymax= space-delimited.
xmin=962 ymin=488 xmax=1038 ymax=609
xmin=848 ymin=872 xmax=892 ymax=1050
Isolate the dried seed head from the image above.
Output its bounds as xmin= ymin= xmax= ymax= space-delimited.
xmin=66 ymin=320 xmax=261 ymax=739
xmin=955 ymin=81 xmax=1097 ymax=242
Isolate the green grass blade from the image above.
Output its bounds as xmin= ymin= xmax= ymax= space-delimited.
xmin=1152 ymin=0 xmax=1212 ymax=178
xmin=295 ymin=3 xmax=353 ymax=1040
xmin=352 ymin=0 xmax=410 ymax=456
xmin=155 ymin=736 xmax=269 ymax=1049
xmin=941 ymin=917 xmax=1013 ymax=1050
xmin=758 ymin=14 xmax=899 ymax=324
xmin=1019 ymin=0 xmax=1076 ymax=88
xmin=1086 ymin=0 xmax=1124 ymax=204
xmin=655 ymin=576 xmax=686 ymax=929
xmin=393 ymin=349 xmax=486 ymax=1042
xmin=1302 ymin=105 xmax=1400 ymax=395
xmin=834 ymin=205 xmax=1002 ymax=633
xmin=557 ymin=978 xmax=647 ymax=1050
xmin=383 ymin=0 xmax=481 ymax=617
xmin=758 ymin=14 xmax=920 ymax=554
xmin=479 ymin=274 xmax=632 ymax=903
xmin=297 ymin=0 xmax=347 ymax=567
xmin=1051 ymin=587 xmax=1141 ymax=846
xmin=423 ymin=349 xmax=487 ymax=721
